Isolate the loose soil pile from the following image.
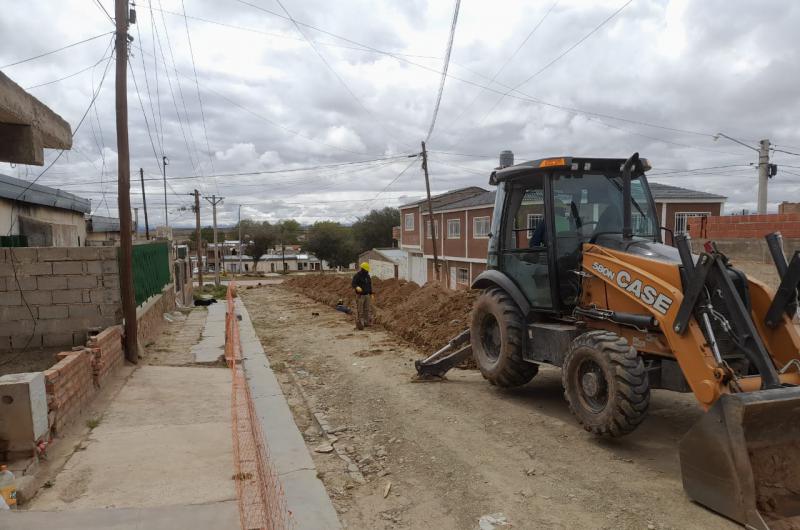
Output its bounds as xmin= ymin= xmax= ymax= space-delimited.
xmin=284 ymin=275 xmax=477 ymax=356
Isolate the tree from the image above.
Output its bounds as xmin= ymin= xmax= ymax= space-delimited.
xmin=352 ymin=207 xmax=400 ymax=253
xmin=239 ymin=220 xmax=276 ymax=270
xmin=188 ymin=226 xmax=215 ymax=250
xmin=305 ymin=221 xmax=358 ymax=270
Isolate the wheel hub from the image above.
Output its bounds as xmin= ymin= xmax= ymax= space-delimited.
xmin=581 ymin=372 xmax=600 ymax=397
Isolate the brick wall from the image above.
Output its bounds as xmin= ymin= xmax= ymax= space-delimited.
xmin=0 ymin=247 xmax=121 ymax=352
xmin=688 ymin=213 xmax=800 ymax=239
xmin=43 ymin=350 xmax=95 ymax=435
xmin=86 ymin=325 xmax=123 ymax=386
xmin=136 ymin=284 xmax=176 ymax=346
xmin=779 ymin=202 xmax=800 ymax=214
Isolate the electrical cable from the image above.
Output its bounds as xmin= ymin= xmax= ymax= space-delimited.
xmin=0 ymin=32 xmax=113 ymax=69
xmin=24 ymin=53 xmax=112 ymax=90
xmin=93 ymin=0 xmax=115 ymax=25
xmin=435 ymin=1 xmax=558 ymax=140
xmin=180 ymin=0 xmax=218 ymax=193
xmin=425 ymin=0 xmax=461 ymax=142
xmin=272 ymin=0 xmax=412 ymax=151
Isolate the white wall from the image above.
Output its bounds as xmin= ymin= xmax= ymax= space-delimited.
xmin=0 ymin=197 xmax=87 ymax=245
xmin=369 ymin=259 xmax=395 ymax=280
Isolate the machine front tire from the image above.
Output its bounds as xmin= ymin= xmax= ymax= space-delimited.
xmin=470 ymin=288 xmax=538 ymax=387
xmin=562 ymin=330 xmax=650 ymax=437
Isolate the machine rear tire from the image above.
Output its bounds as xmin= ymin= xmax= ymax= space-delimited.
xmin=471 ymin=288 xmax=538 ymax=387
xmin=562 ymin=330 xmax=650 ymax=436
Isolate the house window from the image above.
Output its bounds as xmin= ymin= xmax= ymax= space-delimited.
xmin=675 ymin=212 xmax=710 ymax=235
xmin=526 ymin=213 xmax=544 ymax=239
xmin=426 ymin=219 xmax=439 ymax=239
xmin=404 ymin=213 xmax=414 ymax=231
xmin=457 ymin=268 xmax=469 ymax=285
xmin=473 ymin=216 xmax=490 ymax=238
xmin=447 ymin=219 xmax=461 ymax=239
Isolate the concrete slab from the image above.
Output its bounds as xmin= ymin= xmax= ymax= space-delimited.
xmin=29 ymin=366 xmax=236 ymax=513
xmin=191 ymin=303 xmax=226 ymax=363
xmin=7 ymin=500 xmax=239 ymax=530
xmin=235 ymin=298 xmax=341 ymax=530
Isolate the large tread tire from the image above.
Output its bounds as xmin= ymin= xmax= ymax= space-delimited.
xmin=470 ymin=288 xmax=538 ymax=387
xmin=562 ymin=330 xmax=649 ymax=437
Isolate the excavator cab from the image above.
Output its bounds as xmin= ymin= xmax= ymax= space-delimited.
xmin=415 ymin=153 xmax=800 ymax=529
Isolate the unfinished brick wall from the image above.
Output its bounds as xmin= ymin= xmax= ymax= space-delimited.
xmin=688 ymin=213 xmax=800 ymax=239
xmin=136 ymin=284 xmax=176 ymax=346
xmin=87 ymin=325 xmax=123 ymax=386
xmin=0 ymin=247 xmax=121 ymax=352
xmin=688 ymin=213 xmax=800 ymax=262
xmin=43 ymin=350 xmax=95 ymax=435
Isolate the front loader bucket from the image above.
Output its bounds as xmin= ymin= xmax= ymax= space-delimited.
xmin=679 ymin=387 xmax=800 ymax=529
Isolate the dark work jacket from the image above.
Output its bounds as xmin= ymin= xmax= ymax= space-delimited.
xmin=351 ymin=269 xmax=372 ymax=295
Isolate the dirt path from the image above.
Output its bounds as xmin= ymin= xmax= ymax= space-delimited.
xmin=242 ymin=285 xmax=738 ymax=530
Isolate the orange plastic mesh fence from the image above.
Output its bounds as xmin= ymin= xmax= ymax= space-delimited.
xmin=226 ymin=283 xmax=293 ymax=529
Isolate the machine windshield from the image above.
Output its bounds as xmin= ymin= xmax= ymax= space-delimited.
xmin=552 ymin=173 xmax=658 ymax=240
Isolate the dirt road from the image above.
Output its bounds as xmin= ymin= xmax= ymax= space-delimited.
xmin=242 ymin=285 xmax=738 ymax=530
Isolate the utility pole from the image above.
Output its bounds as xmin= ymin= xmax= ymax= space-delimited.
xmin=421 ymin=141 xmax=440 ymax=281
xmin=139 ymin=168 xmax=149 ymax=240
xmin=237 ymin=204 xmax=243 ymax=278
xmin=204 ymin=195 xmax=224 ymax=286
xmin=193 ymin=189 xmax=203 ymax=286
xmin=162 ymin=155 xmax=169 ymax=231
xmin=715 ymin=133 xmax=771 ymax=214
xmin=758 ymin=139 xmax=770 ymax=215
xmin=116 ymin=0 xmax=138 ymax=363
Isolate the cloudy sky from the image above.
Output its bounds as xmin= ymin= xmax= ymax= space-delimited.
xmin=2 ymin=0 xmax=799 ymax=227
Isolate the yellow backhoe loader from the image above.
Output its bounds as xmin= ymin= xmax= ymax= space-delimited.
xmin=415 ymin=153 xmax=800 ymax=529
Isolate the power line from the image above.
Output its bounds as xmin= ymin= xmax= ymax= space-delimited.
xmin=435 ymin=1 xmax=558 ymax=139
xmin=134 ymin=6 xmax=164 ymax=158
xmin=468 ymin=0 xmax=634 ymax=134
xmin=7 ymin=53 xmax=115 ymax=235
xmin=179 ymin=0 xmax=218 ymax=192
xmin=425 ymin=0 xmax=461 ymax=142
xmin=233 ymin=1 xmax=726 ymax=149
xmin=0 ymin=32 xmax=113 ymax=69
xmin=92 ymin=0 xmax=115 ymax=25
xmin=272 ymin=0 xmax=410 ymax=150
xmin=24 ymin=53 xmax=112 ymax=90
xmin=133 ymin=43 xmax=379 ymax=156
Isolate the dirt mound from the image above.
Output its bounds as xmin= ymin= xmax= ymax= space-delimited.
xmin=284 ymin=275 xmax=477 ymax=357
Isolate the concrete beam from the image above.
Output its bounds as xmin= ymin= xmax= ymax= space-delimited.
xmin=0 ymin=71 xmax=72 ymax=165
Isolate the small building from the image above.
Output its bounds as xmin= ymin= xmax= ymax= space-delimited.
xmin=256 ymin=252 xmax=325 ymax=273
xmin=649 ymin=183 xmax=726 ymax=237
xmin=358 ymin=248 xmax=408 ymax=280
xmin=85 ymin=215 xmax=125 ymax=246
xmin=0 ymin=173 xmax=90 ymax=247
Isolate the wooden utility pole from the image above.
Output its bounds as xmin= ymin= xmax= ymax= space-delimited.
xmin=116 ymin=0 xmax=138 ymax=363
xmin=193 ymin=189 xmax=203 ymax=286
xmin=237 ymin=204 xmax=243 ymax=278
xmin=139 ymin=168 xmax=149 ymax=240
xmin=162 ymin=155 xmax=169 ymax=231
xmin=757 ymin=139 xmax=770 ymax=215
xmin=421 ymin=141 xmax=440 ymax=281
xmin=204 ymin=195 xmax=224 ymax=286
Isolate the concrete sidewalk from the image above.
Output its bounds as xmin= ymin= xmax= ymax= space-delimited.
xmin=236 ymin=298 xmax=341 ymax=530
xmin=7 ymin=308 xmax=239 ymax=530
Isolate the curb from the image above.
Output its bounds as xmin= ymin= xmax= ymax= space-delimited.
xmin=235 ymin=298 xmax=341 ymax=530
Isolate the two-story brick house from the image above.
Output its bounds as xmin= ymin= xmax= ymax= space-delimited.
xmin=399 ymin=180 xmax=726 ymax=290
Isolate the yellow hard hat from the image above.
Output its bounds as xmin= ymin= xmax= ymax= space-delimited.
xmin=360 ymin=262 xmax=370 ymax=272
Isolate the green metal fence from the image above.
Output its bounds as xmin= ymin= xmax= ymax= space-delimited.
xmin=129 ymin=242 xmax=171 ymax=306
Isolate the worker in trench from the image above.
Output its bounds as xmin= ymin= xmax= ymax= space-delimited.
xmin=352 ymin=262 xmax=373 ymax=330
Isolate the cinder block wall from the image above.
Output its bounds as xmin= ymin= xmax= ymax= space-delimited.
xmin=0 ymin=247 xmax=121 ymax=352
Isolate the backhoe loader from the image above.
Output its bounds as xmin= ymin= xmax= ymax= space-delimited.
xmin=415 ymin=153 xmax=800 ymax=529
